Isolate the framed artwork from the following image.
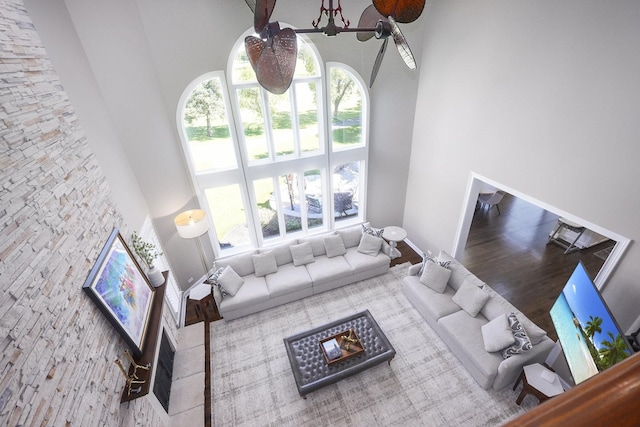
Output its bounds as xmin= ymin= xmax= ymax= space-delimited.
xmin=82 ymin=228 xmax=155 ymax=358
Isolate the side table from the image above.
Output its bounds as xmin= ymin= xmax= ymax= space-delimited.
xmin=513 ymin=363 xmax=564 ymax=405
xmin=382 ymin=226 xmax=407 ymax=259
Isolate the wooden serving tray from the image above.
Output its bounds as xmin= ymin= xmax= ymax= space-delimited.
xmin=320 ymin=328 xmax=365 ymax=365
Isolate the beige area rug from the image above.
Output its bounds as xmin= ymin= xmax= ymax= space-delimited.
xmin=210 ymin=263 xmax=535 ymax=426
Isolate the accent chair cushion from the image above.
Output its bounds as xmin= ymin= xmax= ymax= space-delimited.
xmin=217 ymin=266 xmax=245 ymax=297
xmin=502 ymin=313 xmax=533 ymax=359
xmin=419 ymin=261 xmax=452 ymax=293
xmin=324 ymin=234 xmax=347 ymax=258
xmin=481 ymin=313 xmax=516 ymax=352
xmin=290 ymin=242 xmax=315 ymax=266
xmin=357 ymin=232 xmax=383 ymax=256
xmin=452 ymin=277 xmax=490 ymax=317
xmin=252 ymin=251 xmax=278 ymax=277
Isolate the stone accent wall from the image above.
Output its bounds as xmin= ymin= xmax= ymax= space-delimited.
xmin=0 ymin=2 xmax=164 ymax=426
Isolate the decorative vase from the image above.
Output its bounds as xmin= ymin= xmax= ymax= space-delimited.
xmin=147 ymin=266 xmax=165 ymax=287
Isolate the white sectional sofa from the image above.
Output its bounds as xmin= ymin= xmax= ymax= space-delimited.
xmin=211 ymin=224 xmax=391 ymax=321
xmin=402 ymin=250 xmax=555 ymax=390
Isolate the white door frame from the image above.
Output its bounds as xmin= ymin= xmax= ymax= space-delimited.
xmin=451 ymin=172 xmax=630 ymax=289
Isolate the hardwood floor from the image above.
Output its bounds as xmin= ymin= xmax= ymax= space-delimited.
xmin=462 ymin=193 xmax=611 ymax=342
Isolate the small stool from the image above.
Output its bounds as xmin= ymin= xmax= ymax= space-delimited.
xmin=513 ymin=363 xmax=564 ymax=405
xmin=547 ymin=217 xmax=585 ymax=254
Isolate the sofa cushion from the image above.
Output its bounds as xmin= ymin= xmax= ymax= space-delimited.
xmin=218 ymin=275 xmax=270 ymax=312
xmin=502 ymin=313 xmax=533 ymax=359
xmin=217 ymin=250 xmax=257 ymax=277
xmin=452 ymin=277 xmax=490 ymax=317
xmin=419 ymin=261 xmax=452 ymax=293
xmin=403 ymin=275 xmax=461 ymax=320
xmin=357 ymin=233 xmax=383 ymax=256
xmin=261 ymin=241 xmax=295 ymax=266
xmin=438 ymin=250 xmax=472 ymax=291
xmin=437 ymin=310 xmax=503 ymax=385
xmin=298 ymin=234 xmax=327 ymax=257
xmin=264 ymin=263 xmax=312 ymax=298
xmin=290 ymin=242 xmax=315 ymax=266
xmin=252 ymin=251 xmax=278 ymax=277
xmin=336 ymin=224 xmax=363 ymax=248
xmin=481 ymin=313 xmax=516 ymax=352
xmin=217 ymin=266 xmax=245 ymax=297
xmin=344 ymin=246 xmax=390 ymax=274
xmin=324 ymin=234 xmax=347 ymax=258
xmin=305 ymin=255 xmax=353 ymax=285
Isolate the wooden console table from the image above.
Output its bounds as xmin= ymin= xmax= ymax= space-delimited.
xmin=120 ymin=272 xmax=166 ymax=403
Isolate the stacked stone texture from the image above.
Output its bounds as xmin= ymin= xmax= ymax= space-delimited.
xmin=0 ymin=2 xmax=165 ymax=426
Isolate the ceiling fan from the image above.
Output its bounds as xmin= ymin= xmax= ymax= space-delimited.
xmin=244 ymin=0 xmax=425 ymax=94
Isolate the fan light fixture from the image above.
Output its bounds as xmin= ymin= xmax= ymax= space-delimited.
xmin=244 ymin=0 xmax=425 ymax=93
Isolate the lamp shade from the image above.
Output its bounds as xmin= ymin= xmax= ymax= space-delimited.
xmin=174 ymin=209 xmax=209 ymax=239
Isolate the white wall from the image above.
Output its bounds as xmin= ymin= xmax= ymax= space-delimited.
xmin=25 ymin=0 xmax=424 ymax=290
xmin=404 ymin=0 xmax=640 ymax=330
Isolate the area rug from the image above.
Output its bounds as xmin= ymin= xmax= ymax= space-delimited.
xmin=210 ymin=264 xmax=535 ymax=426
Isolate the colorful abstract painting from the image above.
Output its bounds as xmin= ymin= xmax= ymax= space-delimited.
xmin=83 ymin=229 xmax=155 ymax=357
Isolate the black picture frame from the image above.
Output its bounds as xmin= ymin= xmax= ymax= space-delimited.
xmin=82 ymin=228 xmax=155 ymax=358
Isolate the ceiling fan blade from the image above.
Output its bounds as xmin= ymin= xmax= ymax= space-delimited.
xmin=254 ymin=0 xmax=276 ymax=33
xmin=373 ymin=0 xmax=426 ymax=24
xmin=357 ymin=4 xmax=385 ymax=42
xmin=246 ymin=28 xmax=297 ymax=94
xmin=245 ymin=0 xmax=256 ymax=13
xmin=369 ymin=37 xmax=388 ymax=88
xmin=389 ymin=16 xmax=416 ymax=69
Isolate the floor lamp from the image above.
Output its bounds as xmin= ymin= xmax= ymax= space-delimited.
xmin=174 ymin=209 xmax=210 ymax=277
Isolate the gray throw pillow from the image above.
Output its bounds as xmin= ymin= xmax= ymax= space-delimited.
xmin=324 ymin=234 xmax=347 ymax=258
xmin=357 ymin=232 xmax=383 ymax=256
xmin=481 ymin=313 xmax=516 ymax=352
xmin=502 ymin=313 xmax=533 ymax=359
xmin=216 ymin=266 xmax=244 ymax=297
xmin=252 ymin=251 xmax=278 ymax=277
xmin=452 ymin=277 xmax=490 ymax=317
xmin=290 ymin=242 xmax=315 ymax=266
xmin=419 ymin=261 xmax=451 ymax=293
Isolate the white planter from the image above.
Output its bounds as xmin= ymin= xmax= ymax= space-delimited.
xmin=147 ymin=266 xmax=165 ymax=287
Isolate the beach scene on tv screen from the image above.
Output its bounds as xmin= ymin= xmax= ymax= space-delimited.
xmin=550 ymin=264 xmax=631 ymax=384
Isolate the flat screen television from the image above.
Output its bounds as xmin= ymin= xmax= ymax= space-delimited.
xmin=549 ymin=261 xmax=633 ymax=385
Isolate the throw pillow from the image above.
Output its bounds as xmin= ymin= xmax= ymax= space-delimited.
xmin=419 ymin=261 xmax=452 ymax=293
xmin=205 ymin=267 xmax=226 ymax=298
xmin=362 ymin=222 xmax=384 ymax=237
xmin=324 ymin=234 xmax=347 ymax=258
xmin=252 ymin=251 xmax=278 ymax=277
xmin=418 ymin=254 xmax=452 ymax=276
xmin=481 ymin=314 xmax=516 ymax=352
xmin=502 ymin=312 xmax=533 ymax=359
xmin=452 ymin=278 xmax=490 ymax=317
xmin=357 ymin=232 xmax=383 ymax=256
xmin=290 ymin=242 xmax=315 ymax=266
xmin=216 ymin=266 xmax=244 ymax=297
xmin=336 ymin=225 xmax=363 ymax=248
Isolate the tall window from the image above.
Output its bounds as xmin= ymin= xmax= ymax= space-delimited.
xmin=178 ymin=33 xmax=369 ymax=257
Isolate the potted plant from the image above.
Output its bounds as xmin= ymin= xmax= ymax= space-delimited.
xmin=131 ymin=231 xmax=164 ymax=287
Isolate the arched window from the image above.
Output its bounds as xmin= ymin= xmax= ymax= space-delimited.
xmin=177 ymin=32 xmax=369 ymax=258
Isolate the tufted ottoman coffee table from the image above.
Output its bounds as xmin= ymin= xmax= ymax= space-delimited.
xmin=283 ymin=309 xmax=396 ymax=398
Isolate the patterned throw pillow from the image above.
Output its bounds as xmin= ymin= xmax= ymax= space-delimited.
xmin=205 ymin=267 xmax=227 ymax=298
xmin=418 ymin=254 xmax=451 ymax=276
xmin=501 ymin=312 xmax=533 ymax=359
xmin=361 ymin=222 xmax=384 ymax=237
